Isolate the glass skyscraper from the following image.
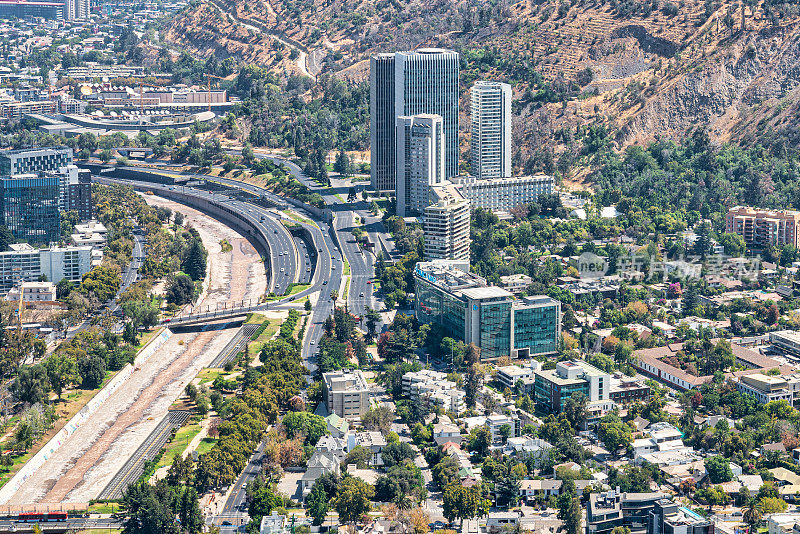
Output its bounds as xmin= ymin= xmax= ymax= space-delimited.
xmin=370 ymin=49 xmax=460 ymax=192
xmin=0 ymin=175 xmax=61 ymax=244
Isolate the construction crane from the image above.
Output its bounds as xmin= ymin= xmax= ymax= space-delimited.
xmin=204 ymin=74 xmax=225 ymax=113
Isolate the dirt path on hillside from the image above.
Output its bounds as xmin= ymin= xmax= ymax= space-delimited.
xmin=1 ymin=196 xmax=266 ymax=505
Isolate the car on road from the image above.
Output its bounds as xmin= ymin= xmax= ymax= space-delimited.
xmin=322 ymin=280 xmax=328 ymax=285
xmin=360 ymin=292 xmax=364 ymax=297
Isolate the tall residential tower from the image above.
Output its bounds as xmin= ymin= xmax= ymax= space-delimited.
xmin=470 ymin=81 xmax=512 ymax=180
xmin=395 ymin=114 xmax=445 ymax=217
xmin=370 ymin=49 xmax=460 ymax=192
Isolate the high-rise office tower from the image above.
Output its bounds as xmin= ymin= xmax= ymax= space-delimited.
xmin=0 ymin=175 xmax=61 ymax=245
xmin=470 ymin=81 xmax=512 ymax=180
xmin=395 ymin=114 xmax=445 ymax=217
xmin=370 ymin=49 xmax=460 ymax=192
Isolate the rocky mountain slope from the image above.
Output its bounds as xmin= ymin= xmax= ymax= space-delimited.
xmin=163 ymin=0 xmax=800 ymax=178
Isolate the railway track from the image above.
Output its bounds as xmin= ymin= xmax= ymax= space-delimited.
xmin=98 ymin=410 xmax=191 ymax=500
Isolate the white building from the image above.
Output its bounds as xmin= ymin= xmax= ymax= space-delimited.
xmin=346 ymin=431 xmax=387 ymax=467
xmin=402 ymin=369 xmax=466 ymax=414
xmin=496 ymin=365 xmax=534 ymax=390
xmin=451 ymin=174 xmax=553 ymax=213
xmin=6 ymin=281 xmax=57 ymax=303
xmin=470 ymin=81 xmax=512 ymax=180
xmin=736 ymin=373 xmax=800 ymax=406
xmin=396 ymin=114 xmax=445 ymax=217
xmin=423 ymin=184 xmax=470 ymax=261
xmin=0 ymin=243 xmax=93 ymax=294
xmin=322 ymin=370 xmax=371 ymax=421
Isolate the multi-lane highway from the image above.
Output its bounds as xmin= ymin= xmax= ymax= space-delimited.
xmin=217 ymin=153 xmax=383 ymax=326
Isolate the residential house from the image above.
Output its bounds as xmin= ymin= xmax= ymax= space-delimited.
xmin=520 ymin=479 xmax=562 ymax=503
xmin=433 ymin=419 xmax=462 ymax=446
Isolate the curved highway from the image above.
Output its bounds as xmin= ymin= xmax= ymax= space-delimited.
xmin=93 ymin=177 xmax=341 ymax=366
xmin=216 ymin=154 xmax=382 ymax=326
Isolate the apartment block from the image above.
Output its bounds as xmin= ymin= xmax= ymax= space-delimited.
xmin=423 ymin=184 xmax=471 ymax=261
xmin=588 ymin=491 xmax=668 ymax=534
xmin=51 ymin=165 xmax=92 ymax=221
xmin=0 ymin=243 xmax=92 ymax=293
xmin=414 ymin=260 xmax=561 ymax=360
xmin=470 ymin=81 xmax=512 ymax=180
xmin=401 ymin=369 xmax=466 ymax=414
xmin=0 ymin=147 xmax=73 ymax=176
xmin=322 ymin=370 xmax=370 ymax=421
xmin=726 ymin=206 xmax=800 ymax=249
xmin=647 ymin=499 xmax=713 ymax=534
xmin=370 ymin=49 xmax=460 ymax=191
xmin=451 ymin=174 xmax=554 ymax=213
xmin=395 ymin=114 xmax=445 ymax=216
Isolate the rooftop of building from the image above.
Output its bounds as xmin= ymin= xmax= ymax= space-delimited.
xmin=0 ymin=146 xmax=70 ymax=156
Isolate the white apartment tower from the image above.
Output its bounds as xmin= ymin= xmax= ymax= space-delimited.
xmin=396 ymin=114 xmax=445 ymax=217
xmin=423 ymin=185 xmax=471 ymax=262
xmin=470 ymin=81 xmax=512 ymax=180
xmin=64 ymin=0 xmax=89 ymax=20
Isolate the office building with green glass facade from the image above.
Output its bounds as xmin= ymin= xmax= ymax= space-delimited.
xmin=414 ymin=260 xmax=561 ymax=360
xmin=534 ymin=360 xmax=611 ymax=413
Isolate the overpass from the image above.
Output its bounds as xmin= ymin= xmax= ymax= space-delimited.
xmin=162 ymin=300 xmax=261 ymax=327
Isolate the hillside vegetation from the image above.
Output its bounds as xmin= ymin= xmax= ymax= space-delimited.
xmin=163 ymin=0 xmax=800 ymax=181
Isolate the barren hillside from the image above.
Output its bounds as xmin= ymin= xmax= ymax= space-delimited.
xmin=163 ymin=0 xmax=800 ymax=175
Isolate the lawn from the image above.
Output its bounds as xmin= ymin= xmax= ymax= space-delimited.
xmin=283 ymin=210 xmax=313 ymax=225
xmin=136 ymin=327 xmax=165 ymax=350
xmin=248 ymin=317 xmax=283 ymax=355
xmin=195 ymin=437 xmax=217 ymax=456
xmin=156 ymin=422 xmax=203 ymax=469
xmin=88 ymin=502 xmax=123 ymax=514
xmin=343 ymin=257 xmax=351 ymax=276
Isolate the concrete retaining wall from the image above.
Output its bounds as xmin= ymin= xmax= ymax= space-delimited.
xmin=0 ymin=329 xmax=172 ymax=503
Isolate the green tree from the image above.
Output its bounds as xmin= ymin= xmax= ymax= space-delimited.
xmin=442 ymin=484 xmax=489 ymax=522
xmin=381 ymin=441 xmax=416 ymax=468
xmin=558 ymin=495 xmax=582 ymax=534
xmin=43 ymin=353 xmax=77 ymax=400
xmin=178 ymin=487 xmax=203 ymax=534
xmin=597 ymin=413 xmax=632 ymax=453
xmin=563 ymin=392 xmax=588 ymax=430
xmin=281 ymin=411 xmax=328 ymax=445
xmin=705 ymin=455 xmax=733 ymax=484
xmin=78 ymin=355 xmax=105 ymax=389
xmin=306 ymin=483 xmax=329 ymax=526
xmin=122 ymin=481 xmax=181 ymax=534
xmin=334 ymin=477 xmax=374 ymax=524
xmin=166 ymin=275 xmax=195 ymax=306
xmin=361 ymin=405 xmax=394 ymax=434
xmin=11 ymin=365 xmax=50 ymax=405
xmin=467 ymin=425 xmax=492 ymax=458
xmin=182 ymin=239 xmax=207 ymax=281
